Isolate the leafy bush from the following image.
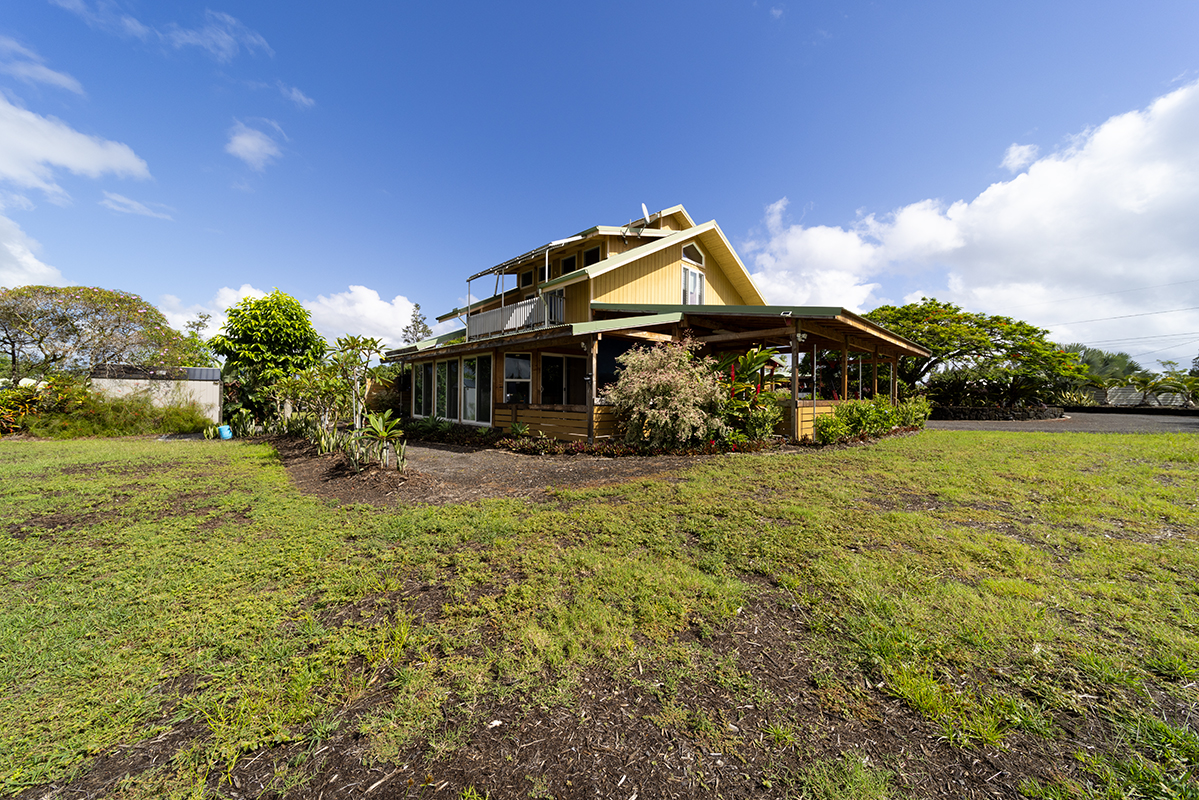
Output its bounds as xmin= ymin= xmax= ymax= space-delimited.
xmin=927 ymin=367 xmax=1051 ymax=408
xmin=813 ymin=396 xmax=931 ymax=445
xmin=716 ymin=346 xmax=784 ymax=442
xmin=3 ymin=376 xmax=210 ymax=438
xmin=603 ymin=338 xmax=727 ymax=449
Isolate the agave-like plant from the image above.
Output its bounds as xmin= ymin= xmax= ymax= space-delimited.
xmin=358 ymin=410 xmax=405 ymax=469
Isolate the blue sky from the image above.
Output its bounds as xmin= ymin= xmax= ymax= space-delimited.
xmin=2 ymin=1 xmax=1199 ymax=368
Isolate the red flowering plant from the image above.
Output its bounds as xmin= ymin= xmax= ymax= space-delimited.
xmin=714 ymin=346 xmax=783 ymax=442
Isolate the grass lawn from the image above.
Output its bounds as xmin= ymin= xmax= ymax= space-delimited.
xmin=1 ymin=431 xmax=1198 ymax=799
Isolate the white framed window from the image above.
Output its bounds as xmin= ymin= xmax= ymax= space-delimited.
xmin=462 ymin=355 xmax=491 ymax=424
xmin=683 ymin=265 xmax=705 ymax=305
xmin=560 ymin=254 xmax=577 ymax=274
xmin=682 ymin=243 xmax=704 ymax=266
xmin=583 ymin=246 xmax=601 ymax=267
xmin=414 ymin=362 xmax=434 ymax=417
xmin=504 ymin=353 xmax=532 ymax=404
xmin=435 ymin=359 xmax=460 ymax=419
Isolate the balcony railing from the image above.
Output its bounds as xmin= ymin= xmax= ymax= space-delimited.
xmin=467 ymin=294 xmax=565 ymax=339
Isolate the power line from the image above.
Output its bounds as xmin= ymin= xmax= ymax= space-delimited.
xmin=1047 ymin=306 xmax=1199 ymax=326
xmin=1082 ymin=331 xmax=1199 ymax=345
xmin=1132 ymin=336 xmax=1199 ymax=359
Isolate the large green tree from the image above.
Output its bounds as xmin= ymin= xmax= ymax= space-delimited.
xmin=210 ymin=289 xmax=326 ymax=389
xmin=0 ymin=285 xmax=201 ymax=382
xmin=864 ymin=297 xmax=1083 ymax=387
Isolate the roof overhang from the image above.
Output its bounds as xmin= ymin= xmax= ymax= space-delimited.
xmin=590 ymin=304 xmax=931 ymax=359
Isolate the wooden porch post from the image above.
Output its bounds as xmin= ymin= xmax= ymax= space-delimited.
xmin=840 ymin=338 xmax=849 ymax=401
xmin=586 ymin=335 xmax=598 ymax=444
xmin=872 ymin=346 xmax=879 ymax=398
xmin=890 ymin=358 xmax=898 ymax=403
xmin=789 ymin=322 xmax=801 ymax=442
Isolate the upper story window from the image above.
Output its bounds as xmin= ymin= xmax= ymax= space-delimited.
xmin=520 ymin=270 xmax=534 ymax=288
xmin=583 ymin=246 xmax=601 ymax=267
xmin=537 ymin=265 xmax=547 ymax=282
xmin=683 ymin=265 xmax=705 ymax=305
xmin=561 ymin=254 xmax=577 ymax=274
xmin=682 ymin=243 xmax=704 ymax=266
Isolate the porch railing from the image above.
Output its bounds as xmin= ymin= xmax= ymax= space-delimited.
xmin=467 ymin=294 xmax=565 ymax=339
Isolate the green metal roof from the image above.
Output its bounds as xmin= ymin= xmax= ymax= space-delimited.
xmin=591 ymin=303 xmax=843 ymax=317
xmin=569 ymin=313 xmax=683 ymax=336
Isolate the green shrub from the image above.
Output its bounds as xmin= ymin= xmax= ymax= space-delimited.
xmin=814 ymin=396 xmax=931 ymax=445
xmin=8 ymin=376 xmax=210 ymax=438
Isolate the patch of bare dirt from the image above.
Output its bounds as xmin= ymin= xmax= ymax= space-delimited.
xmin=270 ymin=436 xmax=715 ymax=506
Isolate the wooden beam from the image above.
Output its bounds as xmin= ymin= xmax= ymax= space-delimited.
xmin=586 ymin=335 xmax=598 ymax=444
xmin=609 ymin=330 xmax=674 ymax=343
xmin=840 ymin=338 xmax=849 ymax=401
xmin=872 ymin=344 xmax=879 ymax=398
xmin=697 ymin=325 xmax=795 ymax=344
xmin=790 ymin=322 xmax=800 ymax=442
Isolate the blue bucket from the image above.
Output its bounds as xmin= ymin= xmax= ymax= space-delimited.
xmin=217 ymin=425 xmax=233 ymax=440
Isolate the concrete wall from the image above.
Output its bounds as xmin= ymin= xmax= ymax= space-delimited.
xmin=92 ymin=378 xmax=222 ymax=423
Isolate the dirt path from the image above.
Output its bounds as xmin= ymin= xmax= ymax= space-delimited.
xmin=928 ymin=410 xmax=1199 ymax=434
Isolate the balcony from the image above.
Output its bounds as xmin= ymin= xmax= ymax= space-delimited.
xmin=466 ymin=294 xmax=565 ymax=340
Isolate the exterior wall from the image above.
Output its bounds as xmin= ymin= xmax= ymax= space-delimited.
xmin=564 ymin=281 xmax=591 ymax=323
xmin=493 ymin=404 xmax=617 ymax=440
xmin=92 ymin=377 xmax=222 ymax=423
xmin=592 ymin=244 xmax=684 ymax=305
xmin=775 ymin=400 xmax=838 ymax=441
xmin=697 ymin=242 xmax=747 ymax=305
xmin=590 ymin=241 xmax=748 ymax=307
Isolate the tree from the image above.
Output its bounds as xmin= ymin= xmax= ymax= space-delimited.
xmin=209 ymin=290 xmax=326 ymax=417
xmin=401 ymin=303 xmax=432 ymax=345
xmin=0 ymin=285 xmax=201 ymax=382
xmin=864 ymin=298 xmax=1084 ymax=388
xmin=178 ymin=313 xmax=218 ymax=368
xmin=1191 ymin=352 xmax=1199 ymax=378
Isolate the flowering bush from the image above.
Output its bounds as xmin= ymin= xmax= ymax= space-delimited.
xmin=603 ymin=338 xmax=728 ymax=449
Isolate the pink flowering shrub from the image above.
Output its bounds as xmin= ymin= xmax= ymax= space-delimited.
xmin=602 ymin=338 xmax=728 ymax=449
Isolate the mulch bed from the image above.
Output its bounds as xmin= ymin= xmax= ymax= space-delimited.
xmin=272 ymin=436 xmax=719 ymax=506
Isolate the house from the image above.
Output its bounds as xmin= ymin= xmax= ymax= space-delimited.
xmin=383 ymin=205 xmax=930 ymax=441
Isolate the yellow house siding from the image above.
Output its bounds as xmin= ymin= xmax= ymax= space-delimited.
xmin=591 ymin=241 xmax=747 ymax=307
xmin=698 ymin=242 xmax=746 ymax=305
xmin=592 ymin=244 xmax=683 ymax=305
xmin=564 ymin=282 xmax=590 ymax=323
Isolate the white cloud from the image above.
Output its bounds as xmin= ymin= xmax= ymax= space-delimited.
xmin=162 ymin=10 xmax=273 ymax=62
xmin=159 ymin=284 xmax=266 ymax=336
xmin=278 ymin=82 xmax=314 ymax=108
xmin=0 ymin=93 xmax=148 ymax=199
xmin=52 ymin=3 xmax=269 ymax=61
xmin=48 ymin=0 xmax=151 ymax=40
xmin=303 ymin=286 xmax=417 ymax=347
xmin=745 ymin=79 xmax=1199 ymax=363
xmin=162 ymin=284 xmax=417 ymax=348
xmin=1000 ymin=143 xmax=1039 ymax=173
xmin=99 ymin=191 xmax=172 ymax=220
xmin=0 ymin=37 xmax=84 ymax=94
xmin=224 ymin=121 xmax=282 ymax=171
xmin=0 ymin=213 xmax=66 ymax=287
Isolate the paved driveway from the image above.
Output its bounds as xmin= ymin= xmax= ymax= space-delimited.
xmin=927 ymin=411 xmax=1199 ymax=434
